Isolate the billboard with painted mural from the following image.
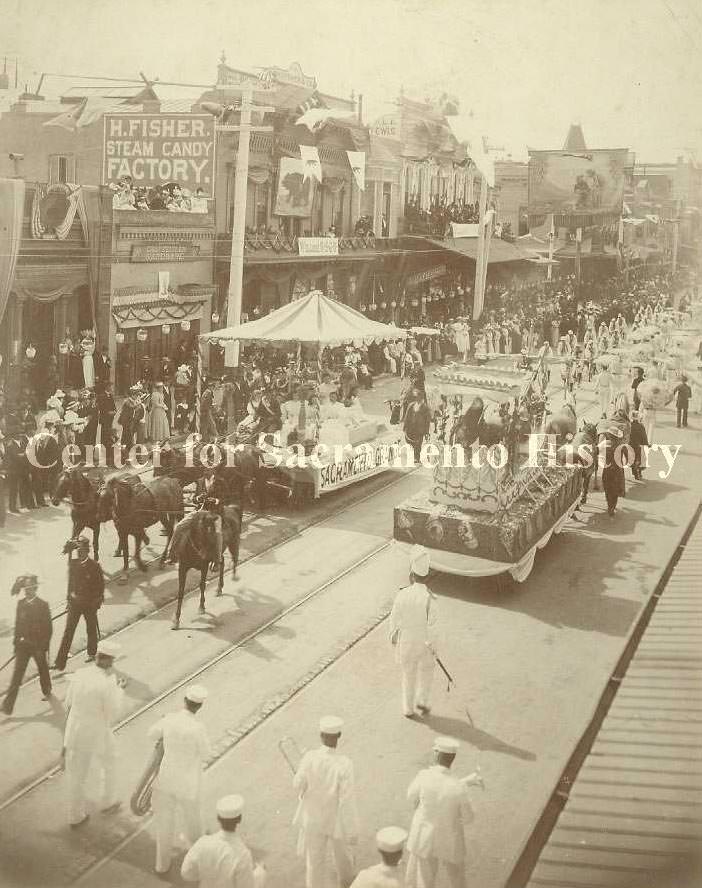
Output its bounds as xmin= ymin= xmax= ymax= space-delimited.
xmin=528 ymin=149 xmax=628 ymax=215
xmin=273 ymin=157 xmax=317 ymax=217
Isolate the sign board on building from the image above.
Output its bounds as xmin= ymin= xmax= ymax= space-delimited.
xmin=218 ymin=61 xmax=316 ymax=89
xmin=371 ymin=115 xmax=399 ymax=138
xmin=406 ymin=264 xmax=447 ymax=287
xmin=131 ymin=243 xmax=201 ymax=262
xmin=528 ymin=149 xmax=628 ymax=216
xmin=103 ymin=114 xmax=216 ymax=190
xmin=298 ymin=237 xmax=339 ymax=257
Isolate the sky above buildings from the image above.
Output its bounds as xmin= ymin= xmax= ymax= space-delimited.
xmin=3 ymin=0 xmax=701 ymax=163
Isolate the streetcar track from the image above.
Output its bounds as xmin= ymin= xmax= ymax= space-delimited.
xmin=0 ymin=533 xmax=395 ymax=821
xmin=2 ymin=467 xmax=417 ymax=692
xmin=0 ymin=467 xmax=419 ymax=815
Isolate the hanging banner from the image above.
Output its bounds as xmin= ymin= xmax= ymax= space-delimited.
xmin=300 ymin=145 xmax=323 ymax=183
xmin=103 ymin=114 xmax=216 ymax=190
xmin=347 ymin=151 xmax=366 ymax=191
xmin=451 ymin=223 xmax=480 ymax=239
xmin=158 ymin=271 xmax=170 ymax=297
xmin=528 ymin=149 xmax=628 ymax=215
xmin=274 ymin=157 xmax=316 ymax=217
xmin=298 ymin=237 xmax=339 ymax=257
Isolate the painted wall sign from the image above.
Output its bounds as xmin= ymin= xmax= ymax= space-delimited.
xmin=103 ymin=114 xmax=216 ymax=190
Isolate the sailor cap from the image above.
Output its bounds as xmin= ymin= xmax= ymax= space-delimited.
xmin=410 ymin=544 xmax=430 ymax=577
xmin=433 ymin=736 xmax=460 ymax=754
xmin=319 ymin=715 xmax=344 ymax=734
xmin=216 ymin=794 xmax=244 ymax=819
xmin=185 ymin=685 xmax=208 ymax=704
xmin=376 ymin=826 xmax=407 ymax=853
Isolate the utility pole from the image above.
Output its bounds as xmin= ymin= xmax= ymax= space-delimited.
xmin=547 ymin=213 xmax=555 ymax=282
xmin=217 ymin=85 xmax=274 ymax=366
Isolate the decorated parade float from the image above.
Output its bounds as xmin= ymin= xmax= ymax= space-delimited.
xmin=394 ymin=347 xmax=582 ymax=582
xmin=199 ymin=290 xmax=407 ymax=503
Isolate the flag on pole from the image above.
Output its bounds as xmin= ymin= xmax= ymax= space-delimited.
xmin=44 ymin=98 xmax=88 ymax=131
xmin=300 ymin=145 xmax=322 ymax=183
xmin=347 ymin=151 xmax=365 ymax=191
xmin=44 ymin=97 xmax=119 ymax=131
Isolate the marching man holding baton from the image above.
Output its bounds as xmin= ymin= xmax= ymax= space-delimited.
xmin=389 ymin=546 xmax=438 ymax=719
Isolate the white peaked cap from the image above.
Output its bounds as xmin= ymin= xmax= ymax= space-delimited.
xmin=433 ymin=736 xmax=460 ymax=754
xmin=96 ymin=640 xmax=121 ymax=659
xmin=410 ymin=545 xmax=430 ymax=577
xmin=319 ymin=715 xmax=344 ymax=734
xmin=185 ymin=685 xmax=208 ymax=704
xmin=376 ymin=826 xmax=408 ymax=853
xmin=216 ymin=794 xmax=244 ymax=819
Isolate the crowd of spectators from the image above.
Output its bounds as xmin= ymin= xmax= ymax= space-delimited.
xmin=404 ymin=197 xmax=480 ymax=236
xmin=111 ymin=177 xmax=209 ymax=213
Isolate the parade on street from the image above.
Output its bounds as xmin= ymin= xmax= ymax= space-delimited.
xmin=1 ymin=2 xmax=702 ymax=887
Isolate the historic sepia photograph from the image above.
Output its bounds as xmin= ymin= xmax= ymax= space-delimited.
xmin=0 ymin=1 xmax=701 ymax=886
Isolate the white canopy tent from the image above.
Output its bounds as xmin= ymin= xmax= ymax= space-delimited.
xmin=200 ymin=290 xmax=407 ymax=347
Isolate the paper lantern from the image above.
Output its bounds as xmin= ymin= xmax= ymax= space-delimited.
xmin=58 ymin=341 xmax=69 ymax=355
xmin=359 ymin=303 xmax=366 ymax=312
xmin=25 ymin=345 xmax=36 ymax=359
xmin=380 ymin=302 xmax=387 ymax=309
xmin=211 ymin=311 xmax=220 ymax=325
xmin=137 ymin=328 xmax=148 ymax=342
xmin=115 ymin=331 xmax=125 ymax=344
xmin=391 ymin=301 xmax=397 ymax=308
xmin=411 ymin=299 xmax=419 ymax=308
xmin=180 ymin=320 xmax=191 ymax=331
xmin=162 ymin=324 xmax=171 ymax=335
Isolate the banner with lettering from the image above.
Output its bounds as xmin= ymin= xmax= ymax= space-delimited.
xmin=103 ymin=114 xmax=216 ymax=190
xmin=300 ymin=145 xmax=323 ymax=183
xmin=347 ymin=151 xmax=366 ymax=191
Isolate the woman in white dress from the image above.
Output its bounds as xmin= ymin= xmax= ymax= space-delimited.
xmin=147 ymin=382 xmax=170 ymax=442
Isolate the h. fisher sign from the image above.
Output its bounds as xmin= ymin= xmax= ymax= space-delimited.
xmin=103 ymin=114 xmax=216 ymax=190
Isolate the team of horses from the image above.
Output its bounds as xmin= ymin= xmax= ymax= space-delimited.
xmin=49 ymin=444 xmax=259 ymax=628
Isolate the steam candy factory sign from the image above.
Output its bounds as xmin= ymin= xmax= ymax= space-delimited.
xmin=103 ymin=114 xmax=216 ymax=189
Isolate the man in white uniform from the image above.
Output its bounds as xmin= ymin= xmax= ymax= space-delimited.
xmin=405 ymin=737 xmax=482 ymax=888
xmin=389 ymin=546 xmax=438 ymax=718
xmin=149 ymin=685 xmax=212 ymax=875
xmin=293 ymin=715 xmax=359 ymax=888
xmin=350 ymin=826 xmax=407 ymax=888
xmin=181 ymin=794 xmax=266 ymax=888
xmin=62 ymin=640 xmax=126 ymax=827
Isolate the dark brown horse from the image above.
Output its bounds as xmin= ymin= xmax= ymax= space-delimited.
xmin=168 ymin=505 xmax=243 ymax=630
xmin=97 ymin=475 xmax=183 ymax=577
xmin=52 ymin=467 xmax=103 ymax=560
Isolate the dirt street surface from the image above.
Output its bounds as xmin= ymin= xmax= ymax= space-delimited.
xmin=1 ymin=371 xmax=700 ymax=888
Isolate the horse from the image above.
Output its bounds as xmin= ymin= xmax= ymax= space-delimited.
xmin=543 ymin=400 xmax=577 ymax=444
xmin=168 ymin=505 xmax=243 ymax=630
xmin=219 ymin=443 xmax=265 ymax=509
xmin=97 ymin=475 xmax=184 ymax=576
xmin=52 ymin=467 xmax=103 ymax=560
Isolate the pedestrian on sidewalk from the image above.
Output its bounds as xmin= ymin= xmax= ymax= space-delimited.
xmin=293 ymin=715 xmax=359 ymax=888
xmin=148 ymin=685 xmax=211 ymax=876
xmin=672 ymin=375 xmax=692 ymax=428
xmin=181 ymin=794 xmax=266 ymax=888
xmin=405 ymin=737 xmax=481 ymax=888
xmin=62 ymin=640 xmax=126 ymax=827
xmin=389 ymin=546 xmax=437 ymax=719
xmin=350 ymin=826 xmax=407 ymax=888
xmin=53 ymin=537 xmax=104 ymax=673
xmin=2 ymin=575 xmax=53 ymax=716
xmin=600 ymin=428 xmax=625 ymax=517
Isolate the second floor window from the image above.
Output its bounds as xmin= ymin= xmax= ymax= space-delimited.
xmin=49 ymin=154 xmax=75 ymax=184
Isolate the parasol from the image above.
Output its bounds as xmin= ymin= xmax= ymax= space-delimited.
xmin=636 ymin=379 xmax=670 ymax=409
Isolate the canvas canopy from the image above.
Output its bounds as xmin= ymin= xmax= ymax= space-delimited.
xmin=200 ymin=290 xmax=407 ymax=347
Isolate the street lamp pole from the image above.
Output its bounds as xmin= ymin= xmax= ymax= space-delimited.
xmin=218 ymin=86 xmax=274 ymax=366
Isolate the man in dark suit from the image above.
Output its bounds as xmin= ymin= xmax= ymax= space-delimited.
xmin=4 ymin=419 xmax=36 ymax=512
xmin=53 ymin=537 xmax=105 ymax=673
xmin=2 ymin=575 xmax=53 ymax=715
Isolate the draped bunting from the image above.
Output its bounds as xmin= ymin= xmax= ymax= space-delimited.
xmin=112 ymin=297 xmax=205 ymax=329
xmin=31 ymin=182 xmax=82 ymax=240
xmin=248 ymin=167 xmax=271 ymax=185
xmin=12 ymin=265 xmax=87 ymax=303
xmin=0 ymin=177 xmax=25 ymax=326
xmin=79 ymin=185 xmax=103 ymax=336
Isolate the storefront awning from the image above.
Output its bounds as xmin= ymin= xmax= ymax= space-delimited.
xmin=422 ymin=236 xmax=531 ymax=265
